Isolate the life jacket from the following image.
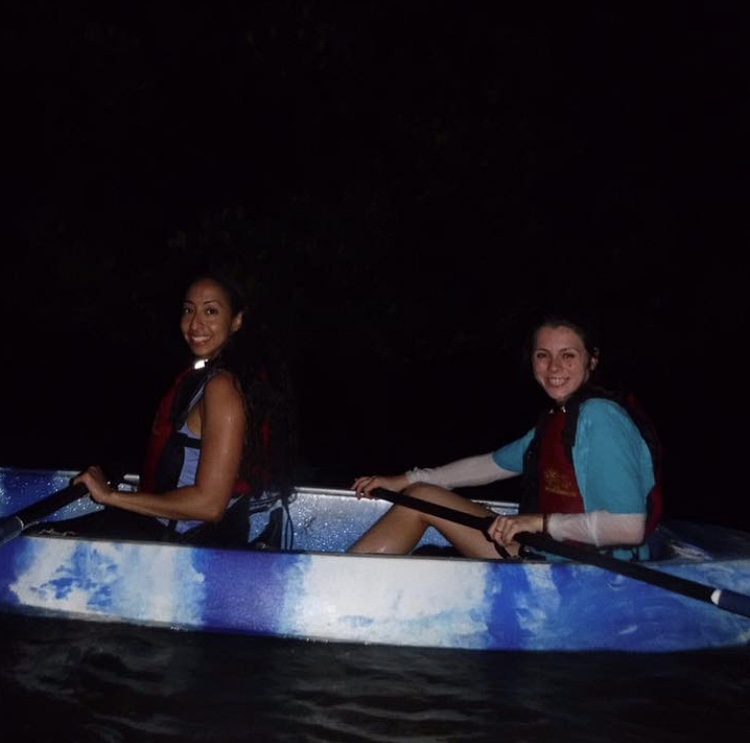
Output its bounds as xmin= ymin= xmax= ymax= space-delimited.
xmin=141 ymin=363 xmax=238 ymax=493
xmin=520 ymin=386 xmax=664 ymax=537
xmin=537 ymin=408 xmax=586 ymax=515
xmin=140 ymin=362 xmax=267 ymax=547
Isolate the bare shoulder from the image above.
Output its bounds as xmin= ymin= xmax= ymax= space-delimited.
xmin=204 ymin=369 xmax=244 ymax=405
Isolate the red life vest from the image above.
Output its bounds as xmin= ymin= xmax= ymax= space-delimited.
xmin=141 ymin=365 xmax=195 ymax=493
xmin=537 ymin=408 xmax=585 ymax=515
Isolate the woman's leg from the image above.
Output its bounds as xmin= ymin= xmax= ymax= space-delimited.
xmin=347 ymin=483 xmax=504 ymax=558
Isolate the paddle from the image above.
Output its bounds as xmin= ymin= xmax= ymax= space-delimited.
xmin=372 ymin=487 xmax=750 ymax=620
xmin=0 ymin=482 xmax=89 ymax=546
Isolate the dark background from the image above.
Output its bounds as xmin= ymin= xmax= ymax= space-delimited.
xmin=3 ymin=4 xmax=748 ymax=528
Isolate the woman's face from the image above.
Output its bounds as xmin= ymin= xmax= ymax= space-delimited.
xmin=181 ymin=278 xmax=243 ymax=361
xmin=531 ymin=324 xmax=597 ymax=404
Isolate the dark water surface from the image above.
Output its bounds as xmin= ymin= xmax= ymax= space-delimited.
xmin=1 ymin=614 xmax=748 ymax=743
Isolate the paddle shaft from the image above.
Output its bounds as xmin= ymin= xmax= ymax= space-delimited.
xmin=0 ymin=482 xmax=89 ymax=545
xmin=373 ymin=488 xmax=495 ymax=532
xmin=372 ymin=487 xmax=750 ymax=620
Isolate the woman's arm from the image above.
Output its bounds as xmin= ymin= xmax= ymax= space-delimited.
xmin=576 ymin=399 xmax=654 ymax=514
xmin=546 ymin=511 xmax=646 ymax=545
xmin=488 ymin=510 xmax=646 ymax=548
xmin=352 ymin=452 xmax=518 ymax=497
xmin=77 ymin=371 xmax=246 ymax=522
xmin=405 ymin=453 xmax=517 ymax=489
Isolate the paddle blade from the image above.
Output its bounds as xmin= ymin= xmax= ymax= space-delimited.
xmin=0 ymin=516 xmax=24 ymax=545
xmin=0 ymin=482 xmax=89 ymax=546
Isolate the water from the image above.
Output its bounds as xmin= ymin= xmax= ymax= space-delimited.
xmin=1 ymin=613 xmax=748 ymax=742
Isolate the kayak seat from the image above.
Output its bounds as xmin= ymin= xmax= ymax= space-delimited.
xmin=645 ymin=523 xmax=711 ymax=562
xmin=247 ymin=506 xmax=285 ymax=551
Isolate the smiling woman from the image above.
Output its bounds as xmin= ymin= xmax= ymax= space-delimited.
xmin=28 ymin=269 xmax=298 ymax=547
xmin=348 ymin=310 xmax=661 ymax=562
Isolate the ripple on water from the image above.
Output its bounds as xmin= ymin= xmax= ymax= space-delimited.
xmin=1 ymin=614 xmax=749 ymax=742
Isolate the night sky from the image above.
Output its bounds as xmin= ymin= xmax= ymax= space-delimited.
xmin=4 ymin=5 xmax=748 ymax=529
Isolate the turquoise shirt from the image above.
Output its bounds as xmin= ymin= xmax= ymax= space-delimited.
xmin=492 ymin=398 xmax=654 ymax=559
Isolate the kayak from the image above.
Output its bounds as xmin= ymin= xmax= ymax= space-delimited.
xmin=1 ymin=465 xmax=749 ymax=652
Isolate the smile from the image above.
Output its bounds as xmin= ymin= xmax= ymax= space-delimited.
xmin=547 ymin=377 xmax=567 ymax=387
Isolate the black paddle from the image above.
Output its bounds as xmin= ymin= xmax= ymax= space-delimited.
xmin=0 ymin=482 xmax=89 ymax=546
xmin=372 ymin=487 xmax=750 ymax=620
